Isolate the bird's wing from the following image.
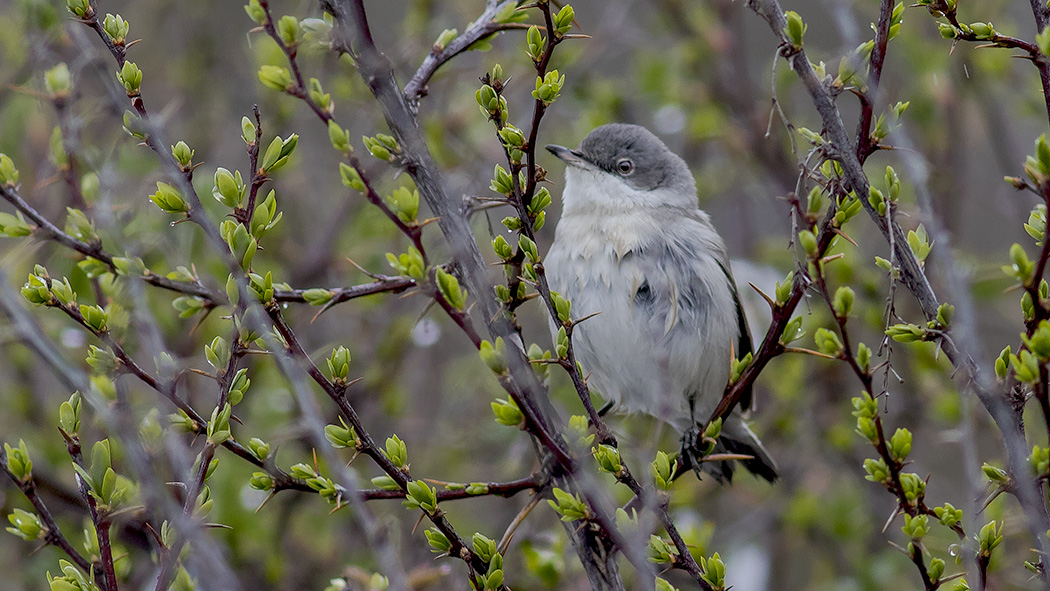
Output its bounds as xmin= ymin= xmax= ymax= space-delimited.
xmin=715 ymin=257 xmax=755 ymax=412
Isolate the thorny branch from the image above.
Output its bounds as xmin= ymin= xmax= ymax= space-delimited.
xmin=0 ymin=447 xmax=95 ymax=577
xmin=738 ymin=0 xmax=1050 ymax=585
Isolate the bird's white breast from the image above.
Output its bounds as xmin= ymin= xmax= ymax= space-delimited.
xmin=546 ymin=170 xmax=738 ymax=430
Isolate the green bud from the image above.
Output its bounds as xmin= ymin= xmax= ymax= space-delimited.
xmin=781 ymin=315 xmax=805 ymax=345
xmin=339 ymin=163 xmax=365 ymax=191
xmin=386 ymin=247 xmax=425 ymax=280
xmin=65 ymin=0 xmax=90 ymax=17
xmin=258 ymin=65 xmax=292 ymax=92
xmin=491 ymin=398 xmax=524 ymax=427
xmin=249 ymin=472 xmax=274 ymax=490
xmin=6 ymin=508 xmax=44 ymax=540
xmin=832 ymin=286 xmax=854 ymax=317
xmin=889 ymin=427 xmax=912 ymax=461
xmin=934 ymin=502 xmax=963 ymax=528
xmin=117 ymin=61 xmax=142 ymax=95
xmin=491 ymin=164 xmax=514 ymax=194
xmin=102 ymin=13 xmax=129 ymax=45
xmin=492 ymin=234 xmax=514 ymax=260
xmin=58 ymin=391 xmax=82 ymax=435
xmin=426 ymin=528 xmax=451 ymax=554
xmin=403 ymin=479 xmax=438 ymax=512
xmin=798 ymin=229 xmax=818 ymax=257
xmin=518 ymin=234 xmax=539 ymax=262
xmin=550 ymin=291 xmax=571 ymax=324
xmin=386 ymin=186 xmax=419 ymax=223
xmin=44 ymin=63 xmax=72 ymax=96
xmin=435 ymin=267 xmax=468 ymax=310
xmin=553 ymin=4 xmax=575 ymax=36
xmin=651 ymin=450 xmax=677 ymax=490
xmin=863 ymin=457 xmax=890 ymax=483
xmin=1010 ymin=349 xmax=1041 ymax=383
xmin=901 ymin=514 xmax=929 ymax=539
xmin=171 ymin=141 xmax=194 ymax=168
xmin=814 ymin=327 xmax=843 ymax=357
xmin=244 ymin=0 xmax=266 ymax=24
xmin=648 ymin=534 xmax=676 ymax=563
xmin=0 ymin=154 xmax=20 ymax=187
xmin=4 ymin=440 xmax=33 ymax=482
xmin=328 ymin=121 xmax=351 ymax=154
xmin=907 ymin=224 xmax=931 ymax=263
xmin=526 ymin=25 xmax=545 ymax=61
xmin=700 ymin=553 xmax=726 ymax=589
xmin=479 ymin=337 xmax=508 ymax=374
xmin=277 ymin=15 xmax=302 ymax=46
xmin=260 ymin=134 xmax=298 ymax=173
xmin=79 ymin=304 xmax=108 ymax=333
xmin=1039 ymin=26 xmax=1050 ymax=58
xmin=324 ymin=418 xmax=357 ymax=449
xmin=977 ymin=521 xmax=1003 ymax=556
xmin=784 ymin=11 xmax=806 ymax=47
xmin=532 ymin=70 xmax=565 ymax=104
xmin=149 ymin=182 xmax=189 ymax=214
xmin=434 ymin=28 xmax=458 ymax=50
xmin=547 ymin=487 xmax=589 ymax=521
xmin=241 ymin=116 xmax=257 ymax=145
xmin=213 ymin=167 xmax=246 ymax=208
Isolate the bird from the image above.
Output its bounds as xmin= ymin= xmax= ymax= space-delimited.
xmin=543 ymin=123 xmax=777 ymax=483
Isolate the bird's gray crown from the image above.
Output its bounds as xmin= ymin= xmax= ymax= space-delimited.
xmin=576 ymin=123 xmax=694 ymax=194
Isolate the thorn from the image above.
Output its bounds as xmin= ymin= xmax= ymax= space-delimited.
xmin=783 ymin=346 xmax=839 ymax=359
xmin=832 ymin=228 xmax=859 ymax=247
xmin=255 ymin=490 xmax=277 ymax=513
xmin=345 ymin=257 xmax=384 ymax=279
xmin=570 ymin=310 xmax=601 ymax=327
xmin=881 ymin=505 xmax=901 ymax=533
xmin=188 ymin=368 xmax=218 ymax=379
xmin=749 ymin=282 xmax=777 ymax=310
xmin=411 ymin=511 xmax=426 ymax=534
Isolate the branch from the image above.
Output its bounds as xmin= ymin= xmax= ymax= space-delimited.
xmin=402 ymin=0 xmax=521 ymax=110
xmin=0 ymin=446 xmax=96 ymax=578
xmin=745 ymin=0 xmax=1050 ymax=582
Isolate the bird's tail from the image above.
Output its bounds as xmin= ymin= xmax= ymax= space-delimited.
xmin=684 ymin=418 xmax=778 ymax=483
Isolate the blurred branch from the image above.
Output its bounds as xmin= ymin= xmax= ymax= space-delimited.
xmin=321 ymin=1 xmax=653 ymax=588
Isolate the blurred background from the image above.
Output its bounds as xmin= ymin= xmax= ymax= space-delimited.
xmin=0 ymin=0 xmax=1047 ymax=589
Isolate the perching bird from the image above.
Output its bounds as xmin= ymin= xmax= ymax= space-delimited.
xmin=544 ymin=123 xmax=777 ymax=482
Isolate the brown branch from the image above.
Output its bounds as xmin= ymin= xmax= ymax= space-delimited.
xmin=361 ymin=474 xmax=545 ymax=502
xmin=63 ymin=436 xmax=119 ymax=591
xmin=0 ymin=447 xmax=95 ymax=577
xmin=266 ymin=306 xmax=493 ymax=579
xmin=402 ymin=0 xmax=521 ymax=110
xmin=745 ymin=0 xmax=1050 ymax=584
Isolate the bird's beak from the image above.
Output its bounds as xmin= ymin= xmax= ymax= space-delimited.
xmin=546 ymin=144 xmax=592 ymax=169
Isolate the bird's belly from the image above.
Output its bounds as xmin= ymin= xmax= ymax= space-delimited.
xmin=547 ymin=256 xmax=694 ymax=430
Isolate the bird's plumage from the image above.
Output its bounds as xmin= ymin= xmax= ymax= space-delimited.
xmin=545 ymin=123 xmax=776 ymax=482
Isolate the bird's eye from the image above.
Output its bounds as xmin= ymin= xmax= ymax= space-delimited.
xmin=616 ymin=159 xmax=634 ymax=175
